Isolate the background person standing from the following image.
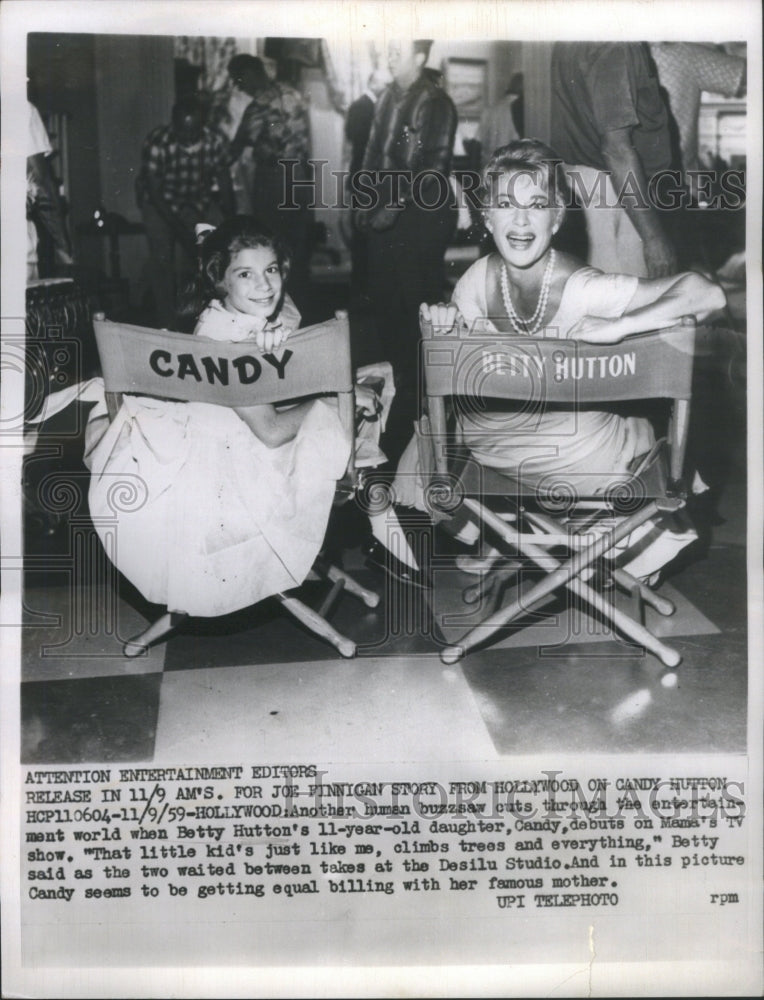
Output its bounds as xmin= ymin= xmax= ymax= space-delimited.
xmin=649 ymin=42 xmax=746 ymax=271
xmin=477 ymin=77 xmax=521 ymax=167
xmin=344 ymin=68 xmax=389 ymax=295
xmin=227 ymin=54 xmax=313 ymax=312
xmin=359 ymin=39 xmax=457 ymax=442
xmin=551 ymin=42 xmax=677 ymax=278
xmin=137 ymin=96 xmax=234 ymax=328
xmin=650 ymin=42 xmax=746 ymax=179
xmin=27 ymin=99 xmax=74 ymax=281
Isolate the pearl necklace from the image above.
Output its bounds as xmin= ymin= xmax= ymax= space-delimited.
xmin=500 ymin=249 xmax=556 ymax=336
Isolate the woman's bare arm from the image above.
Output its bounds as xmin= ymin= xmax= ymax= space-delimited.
xmin=568 ymin=271 xmax=726 ymax=343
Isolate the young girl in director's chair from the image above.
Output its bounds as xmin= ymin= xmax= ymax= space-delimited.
xmin=32 ymin=216 xmax=381 ymax=623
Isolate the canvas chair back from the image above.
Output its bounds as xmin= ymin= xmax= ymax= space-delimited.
xmin=422 ymin=318 xmax=695 ymax=485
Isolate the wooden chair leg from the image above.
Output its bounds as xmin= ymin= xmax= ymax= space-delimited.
xmin=324 ymin=563 xmax=380 ymax=608
xmin=276 ymin=593 xmax=356 ymax=658
xmin=566 ymin=577 xmax=681 ymax=667
xmin=443 ymin=553 xmax=682 ymax=669
xmin=318 ymin=578 xmax=346 ymax=618
xmin=526 ymin=508 xmax=677 ymax=619
xmin=463 ymin=563 xmax=521 ymax=607
xmin=124 ymin=611 xmax=187 ymax=658
xmin=611 ymin=567 xmax=675 ymax=616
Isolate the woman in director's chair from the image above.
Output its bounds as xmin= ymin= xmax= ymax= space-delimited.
xmin=396 ymin=139 xmax=726 ymax=584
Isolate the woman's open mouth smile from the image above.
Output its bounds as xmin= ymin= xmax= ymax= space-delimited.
xmin=505 ymin=232 xmax=535 ymax=250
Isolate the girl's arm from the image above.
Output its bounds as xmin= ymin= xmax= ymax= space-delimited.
xmin=236 ymin=386 xmax=378 ymax=450
xmin=568 ymin=271 xmax=727 ymax=343
xmin=234 ymin=401 xmax=314 ymax=449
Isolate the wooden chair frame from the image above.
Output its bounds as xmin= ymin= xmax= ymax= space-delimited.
xmin=421 ymin=317 xmax=696 ymax=668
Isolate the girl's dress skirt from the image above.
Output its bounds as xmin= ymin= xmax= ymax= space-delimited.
xmin=32 ymin=380 xmax=350 ymax=617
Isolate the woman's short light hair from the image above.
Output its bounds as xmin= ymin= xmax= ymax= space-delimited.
xmin=480 ymin=138 xmax=570 ymax=213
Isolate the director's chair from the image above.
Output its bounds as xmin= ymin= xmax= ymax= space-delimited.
xmin=421 ymin=317 xmax=696 ymax=669
xmin=93 ymin=311 xmax=379 ymax=659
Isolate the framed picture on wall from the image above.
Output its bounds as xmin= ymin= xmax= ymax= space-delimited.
xmin=443 ymin=56 xmax=488 ymax=120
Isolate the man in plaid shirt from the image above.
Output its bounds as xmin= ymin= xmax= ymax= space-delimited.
xmin=139 ymin=96 xmax=234 ymax=327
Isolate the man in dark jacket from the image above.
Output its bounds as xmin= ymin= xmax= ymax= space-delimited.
xmin=358 ymin=40 xmax=457 ymax=428
xmin=345 ymin=69 xmax=388 ymax=293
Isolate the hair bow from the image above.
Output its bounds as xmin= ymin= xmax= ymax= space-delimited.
xmin=195 ymin=223 xmax=216 ymax=245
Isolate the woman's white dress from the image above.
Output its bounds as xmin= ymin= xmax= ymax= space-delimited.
xmin=453 ymin=257 xmax=654 ymax=486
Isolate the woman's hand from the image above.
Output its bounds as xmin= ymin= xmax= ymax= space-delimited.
xmin=256 ymin=321 xmax=290 ymax=354
xmin=419 ymin=302 xmax=464 ymax=335
xmin=566 ymin=315 xmax=628 ymax=344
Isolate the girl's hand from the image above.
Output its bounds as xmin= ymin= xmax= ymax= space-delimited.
xmin=567 ymin=315 xmax=628 ymax=344
xmin=419 ymin=302 xmax=463 ymax=335
xmin=256 ymin=321 xmax=290 ymax=354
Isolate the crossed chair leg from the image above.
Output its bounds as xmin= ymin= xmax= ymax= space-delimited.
xmin=439 ymin=497 xmax=683 ymax=668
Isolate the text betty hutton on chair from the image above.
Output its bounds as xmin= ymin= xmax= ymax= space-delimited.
xmin=410 ymin=138 xmax=725 ymax=589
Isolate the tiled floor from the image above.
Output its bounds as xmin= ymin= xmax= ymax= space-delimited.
xmin=21 ymin=483 xmax=747 ymax=764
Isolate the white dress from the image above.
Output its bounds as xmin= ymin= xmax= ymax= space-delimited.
xmin=453 ymin=257 xmax=653 ymax=488
xmin=40 ymin=298 xmax=350 ymax=617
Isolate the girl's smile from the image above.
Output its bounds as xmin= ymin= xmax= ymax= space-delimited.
xmin=221 ymin=247 xmax=284 ymax=319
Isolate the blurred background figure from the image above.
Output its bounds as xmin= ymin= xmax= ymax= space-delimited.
xmin=346 ymin=69 xmax=390 ymax=179
xmin=650 ymin=42 xmax=746 ymax=272
xmin=27 ymin=98 xmax=74 ymax=281
xmin=650 ymin=42 xmax=746 ymax=180
xmin=359 ymin=39 xmax=457 ymax=450
xmin=227 ymin=54 xmax=313 ymax=312
xmin=221 ymin=67 xmax=258 ymax=216
xmin=551 ymin=42 xmax=676 ymax=278
xmin=344 ymin=68 xmax=389 ymax=295
xmin=507 ymin=71 xmax=524 ymax=138
xmin=136 ymin=96 xmax=234 ymax=328
xmin=477 ymin=71 xmax=523 ymax=167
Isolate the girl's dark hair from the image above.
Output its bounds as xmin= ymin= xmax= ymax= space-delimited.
xmin=178 ymin=215 xmax=291 ymax=328
xmin=479 ymin=138 xmax=570 ymax=214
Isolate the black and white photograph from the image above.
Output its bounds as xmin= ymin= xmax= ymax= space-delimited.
xmin=1 ymin=1 xmax=762 ymax=996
